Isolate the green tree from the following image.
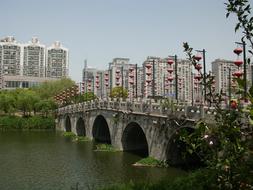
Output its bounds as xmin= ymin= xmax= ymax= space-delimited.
xmin=35 ymin=98 xmax=57 ymax=117
xmin=110 ymin=86 xmax=128 ymax=99
xmin=32 ymin=78 xmax=75 ymax=99
xmin=0 ymin=92 xmax=16 ymax=115
xmin=17 ymin=90 xmax=39 ymax=117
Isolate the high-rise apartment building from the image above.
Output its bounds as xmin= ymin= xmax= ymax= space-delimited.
xmin=142 ymin=56 xmax=192 ymax=103
xmin=177 ymin=59 xmax=192 ymax=103
xmin=23 ymin=37 xmax=45 ymax=77
xmin=0 ymin=36 xmax=22 ymax=77
xmin=108 ymin=58 xmax=140 ymax=98
xmin=82 ymin=66 xmax=105 ymax=98
xmin=211 ymin=59 xmax=252 ymax=95
xmin=143 ymin=56 xmax=166 ymax=98
xmin=0 ymin=36 xmax=69 ymax=89
xmin=46 ymin=41 xmax=68 ymax=78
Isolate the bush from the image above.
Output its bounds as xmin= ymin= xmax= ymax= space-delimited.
xmin=0 ymin=116 xmax=55 ymax=130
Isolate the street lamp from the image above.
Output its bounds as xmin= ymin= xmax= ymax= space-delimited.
xmin=167 ymin=55 xmax=178 ymax=103
xmin=234 ymin=40 xmax=247 ymax=101
xmin=152 ymin=59 xmax=155 ymax=98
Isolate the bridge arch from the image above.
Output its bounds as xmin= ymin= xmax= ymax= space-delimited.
xmin=76 ymin=117 xmax=86 ymax=136
xmin=166 ymin=126 xmax=200 ymax=167
xmin=92 ymin=115 xmax=111 ymax=144
xmin=65 ymin=115 xmax=72 ymax=132
xmin=122 ymin=122 xmax=148 ymax=157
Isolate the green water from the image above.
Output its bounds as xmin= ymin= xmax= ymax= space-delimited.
xmin=0 ymin=132 xmax=185 ymax=190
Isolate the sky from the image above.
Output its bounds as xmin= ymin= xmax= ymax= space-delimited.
xmin=1 ymin=0 xmax=252 ymax=82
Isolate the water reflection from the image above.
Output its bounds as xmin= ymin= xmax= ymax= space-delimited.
xmin=0 ymin=131 xmax=185 ymax=190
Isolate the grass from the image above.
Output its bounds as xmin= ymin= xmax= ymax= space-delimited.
xmin=62 ymin=132 xmax=91 ymax=142
xmin=95 ymin=143 xmax=118 ymax=152
xmin=134 ymin=157 xmax=168 ymax=167
xmin=73 ymin=136 xmax=91 ymax=142
xmin=62 ymin=131 xmax=76 ymax=137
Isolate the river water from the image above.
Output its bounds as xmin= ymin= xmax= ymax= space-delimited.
xmin=0 ymin=131 xmax=185 ymax=190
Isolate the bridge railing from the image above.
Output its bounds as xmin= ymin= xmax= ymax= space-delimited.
xmin=57 ymin=99 xmax=217 ymax=121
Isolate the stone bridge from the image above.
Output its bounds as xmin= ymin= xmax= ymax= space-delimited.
xmin=56 ymin=99 xmax=216 ymax=165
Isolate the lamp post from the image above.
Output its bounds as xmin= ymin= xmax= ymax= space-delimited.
xmin=195 ymin=49 xmax=207 ymax=103
xmin=234 ymin=40 xmax=247 ymax=101
xmin=121 ymin=66 xmax=124 ymax=98
xmin=135 ymin=64 xmax=138 ymax=98
xmin=168 ymin=55 xmax=178 ymax=103
xmin=228 ymin=67 xmax=232 ymax=108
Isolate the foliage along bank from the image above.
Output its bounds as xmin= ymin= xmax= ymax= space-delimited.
xmin=0 ymin=115 xmax=55 ymax=130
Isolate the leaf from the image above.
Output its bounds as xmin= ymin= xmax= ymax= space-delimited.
xmin=249 ymin=85 xmax=253 ymax=96
xmin=226 ymin=12 xmax=230 ymax=18
xmin=247 ymin=58 xmax=251 ymax=64
xmin=235 ymin=23 xmax=240 ymax=32
xmin=235 ymin=78 xmax=244 ymax=89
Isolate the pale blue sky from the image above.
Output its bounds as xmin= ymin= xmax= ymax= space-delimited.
xmin=1 ymin=0 xmax=252 ymax=81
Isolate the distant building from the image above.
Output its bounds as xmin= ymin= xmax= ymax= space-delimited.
xmin=211 ymin=59 xmax=252 ymax=96
xmin=0 ymin=36 xmax=69 ymax=89
xmin=23 ymin=37 xmax=46 ymax=77
xmin=143 ymin=56 xmax=166 ymax=98
xmin=46 ymin=41 xmax=69 ymax=78
xmin=0 ymin=36 xmax=22 ymax=76
xmin=108 ymin=58 xmax=141 ymax=99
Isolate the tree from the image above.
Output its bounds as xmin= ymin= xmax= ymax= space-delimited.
xmin=110 ymin=86 xmax=128 ymax=99
xmin=17 ymin=90 xmax=39 ymax=117
xmin=180 ymin=2 xmax=253 ymax=186
xmin=35 ymin=98 xmax=57 ymax=117
xmin=32 ymin=78 xmax=75 ymax=99
xmin=0 ymin=92 xmax=16 ymax=115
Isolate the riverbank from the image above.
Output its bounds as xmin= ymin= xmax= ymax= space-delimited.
xmin=0 ymin=115 xmax=55 ymax=130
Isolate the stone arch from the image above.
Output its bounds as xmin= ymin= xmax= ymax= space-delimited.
xmin=65 ymin=115 xmax=71 ymax=132
xmin=92 ymin=115 xmax=111 ymax=144
xmin=166 ymin=126 xmax=200 ymax=167
xmin=122 ymin=122 xmax=149 ymax=157
xmin=76 ymin=117 xmax=86 ymax=136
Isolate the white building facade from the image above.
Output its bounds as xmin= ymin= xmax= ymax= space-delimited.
xmin=23 ymin=37 xmax=46 ymax=77
xmin=46 ymin=41 xmax=69 ymax=78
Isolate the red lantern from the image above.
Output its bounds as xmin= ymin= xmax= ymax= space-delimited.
xmin=231 ymin=101 xmax=237 ymax=109
xmin=193 ymin=55 xmax=202 ymax=61
xmin=167 ymin=76 xmax=173 ymax=82
xmin=233 ymin=47 xmax=243 ymax=55
xmin=233 ymin=70 xmax=243 ymax=78
xmin=129 ymin=81 xmax=134 ymax=85
xmin=145 ymin=64 xmax=152 ymax=69
xmin=146 ymin=79 xmax=151 ymax=83
xmin=167 ymin=68 xmax=173 ymax=73
xmin=195 ymin=64 xmax=202 ymax=71
xmin=129 ymin=67 xmax=134 ymax=72
xmin=167 ymin=59 xmax=174 ymax=65
xmin=194 ymin=74 xmax=202 ymax=81
xmin=234 ymin=60 xmax=243 ymax=67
